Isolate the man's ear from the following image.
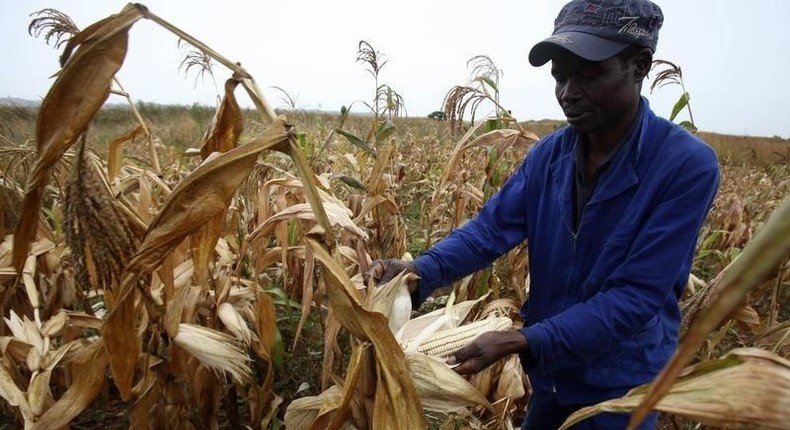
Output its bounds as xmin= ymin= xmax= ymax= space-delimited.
xmin=632 ymin=47 xmax=653 ymax=81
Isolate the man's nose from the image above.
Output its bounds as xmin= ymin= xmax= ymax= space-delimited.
xmin=559 ymin=79 xmax=582 ymax=103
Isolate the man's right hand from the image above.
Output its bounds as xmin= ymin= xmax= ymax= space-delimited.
xmin=365 ymin=259 xmax=420 ymax=293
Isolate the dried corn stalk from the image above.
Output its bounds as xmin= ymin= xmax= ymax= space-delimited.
xmin=629 ymin=197 xmax=790 ymax=428
xmin=304 ymin=230 xmax=426 ymax=429
xmin=12 ymin=4 xmax=145 ymax=271
xmin=560 ymin=348 xmax=790 ymax=430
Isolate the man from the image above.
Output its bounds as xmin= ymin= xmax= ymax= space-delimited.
xmin=368 ymin=0 xmax=719 ymax=428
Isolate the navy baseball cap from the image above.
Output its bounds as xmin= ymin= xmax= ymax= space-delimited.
xmin=529 ymin=0 xmax=663 ymax=66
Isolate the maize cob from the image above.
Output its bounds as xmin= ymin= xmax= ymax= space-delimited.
xmin=405 ymin=316 xmax=513 ymax=358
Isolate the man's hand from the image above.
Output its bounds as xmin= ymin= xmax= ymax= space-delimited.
xmin=365 ymin=259 xmax=419 ymax=293
xmin=448 ymin=330 xmax=528 ymax=375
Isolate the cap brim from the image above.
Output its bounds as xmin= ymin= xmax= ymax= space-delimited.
xmin=528 ymin=31 xmax=629 ymax=66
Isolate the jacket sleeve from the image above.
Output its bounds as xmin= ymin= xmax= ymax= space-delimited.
xmin=522 ymin=148 xmax=719 ymax=374
xmin=412 ymin=156 xmax=532 ymax=305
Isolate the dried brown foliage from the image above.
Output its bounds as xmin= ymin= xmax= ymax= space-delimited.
xmin=0 ymin=4 xmax=787 ymax=429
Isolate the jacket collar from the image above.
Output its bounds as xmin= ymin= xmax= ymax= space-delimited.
xmin=549 ymin=97 xmax=654 ymax=232
xmin=588 ymin=97 xmax=649 ymax=205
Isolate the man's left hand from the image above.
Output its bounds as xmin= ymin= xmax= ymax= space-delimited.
xmin=448 ymin=330 xmax=529 ymax=374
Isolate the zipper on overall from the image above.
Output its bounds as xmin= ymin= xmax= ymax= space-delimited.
xmin=554 ymin=206 xmax=584 ymax=396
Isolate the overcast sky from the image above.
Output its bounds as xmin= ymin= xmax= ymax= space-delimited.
xmin=2 ymin=0 xmax=789 ymax=138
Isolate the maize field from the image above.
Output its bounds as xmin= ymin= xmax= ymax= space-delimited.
xmin=0 ymin=4 xmax=788 ymax=429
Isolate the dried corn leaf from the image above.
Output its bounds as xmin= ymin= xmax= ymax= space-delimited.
xmin=365 ymin=144 xmax=393 ymax=194
xmin=259 ymin=393 xmax=284 ymax=430
xmin=129 ymin=354 xmax=162 ymax=428
xmin=21 ymin=254 xmax=41 ymax=309
xmin=434 ymin=121 xmax=486 ymax=191
xmin=306 ymin=232 xmax=426 ymax=429
xmin=4 ymin=311 xmax=43 ymax=354
xmin=266 ymin=176 xmax=349 ymax=209
xmin=249 ymin=288 xmax=278 ymax=425
xmin=465 ymin=128 xmax=537 ymax=155
xmin=352 ymin=194 xmax=398 ymax=223
xmin=28 ymin=369 xmax=53 ymax=417
xmin=249 ymin=201 xmax=368 ymax=244
xmin=561 ymin=348 xmax=790 ymax=430
xmin=102 ymin=275 xmax=138 ymax=400
xmin=172 ymin=259 xmax=194 ymax=289
xmin=40 ymin=311 xmax=68 ymax=337
xmin=629 ymin=197 xmax=790 ymax=428
xmin=40 ymin=340 xmax=81 ymax=372
xmin=321 ymin=308 xmax=343 ymax=391
xmin=0 ymin=268 xmax=16 ymax=284
xmin=108 ymin=125 xmax=145 ymax=180
xmin=27 ymin=346 xmax=42 ymax=372
xmin=190 ymin=77 xmax=243 ymax=285
xmin=322 ymin=342 xmax=369 ymax=429
xmin=193 ymin=364 xmax=223 ymax=429
xmin=29 ymin=238 xmax=56 ymax=257
xmin=163 ymin=278 xmax=192 ymax=338
xmin=127 ymin=119 xmax=292 ymax=273
xmin=433 ymin=126 xmax=536 ymax=211
xmin=13 ymin=4 xmax=144 ymax=270
xmin=63 ymin=311 xmax=103 ymax=330
xmin=0 ymin=356 xmax=33 ymax=422
xmin=200 ymin=78 xmax=243 ymax=158
xmin=407 ymin=352 xmax=492 ymax=412
xmin=292 ymin=245 xmax=315 ymax=351
xmin=733 ymin=304 xmax=762 ymax=332
xmin=755 ymin=320 xmax=790 ymax=354
xmin=158 ymin=254 xmax=176 ymax=308
xmin=31 ymin=339 xmax=108 ymax=430
xmin=286 ymin=140 xmax=334 ymax=246
xmin=0 ymin=337 xmax=33 ymax=363
xmin=285 ymin=385 xmax=345 ymax=429
xmin=252 ymin=288 xmax=277 ymax=363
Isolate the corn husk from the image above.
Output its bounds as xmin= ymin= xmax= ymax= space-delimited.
xmin=172 ymin=323 xmax=251 ymax=384
xmin=495 ymin=355 xmax=527 ymax=401
xmin=368 ymin=269 xmax=415 ymax=334
xmin=217 ymin=302 xmax=252 ymax=345
xmin=406 ymin=352 xmax=492 ymax=413
xmin=395 ymin=292 xmax=488 ymax=353
xmin=284 ymin=385 xmax=358 ymax=430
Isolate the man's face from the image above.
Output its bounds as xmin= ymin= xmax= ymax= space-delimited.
xmin=551 ymin=50 xmax=640 ymax=136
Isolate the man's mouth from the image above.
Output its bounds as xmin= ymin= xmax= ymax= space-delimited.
xmin=564 ymin=111 xmax=587 ymax=123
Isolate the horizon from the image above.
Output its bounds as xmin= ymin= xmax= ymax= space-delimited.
xmin=2 ymin=0 xmax=789 ymax=139
xmin=3 ymin=96 xmax=786 ymax=141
